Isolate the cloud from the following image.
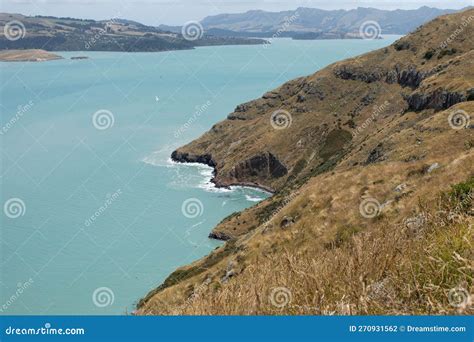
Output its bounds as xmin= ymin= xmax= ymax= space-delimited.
xmin=2 ymin=0 xmax=471 ymax=25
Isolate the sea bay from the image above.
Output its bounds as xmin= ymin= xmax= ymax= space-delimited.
xmin=0 ymin=36 xmax=400 ymax=314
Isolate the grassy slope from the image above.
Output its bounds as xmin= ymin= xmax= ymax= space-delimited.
xmin=154 ymin=178 xmax=473 ymax=314
xmin=0 ymin=49 xmax=62 ymax=61
xmin=138 ymin=9 xmax=474 ymax=315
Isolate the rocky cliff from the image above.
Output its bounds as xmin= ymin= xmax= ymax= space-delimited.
xmin=139 ymin=9 xmax=474 ymax=315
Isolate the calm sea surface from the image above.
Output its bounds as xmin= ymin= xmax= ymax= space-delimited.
xmin=0 ymin=37 xmax=400 ymax=314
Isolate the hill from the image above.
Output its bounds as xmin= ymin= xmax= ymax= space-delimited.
xmin=200 ymin=6 xmax=462 ymax=38
xmin=137 ymin=9 xmax=474 ymax=315
xmin=0 ymin=13 xmax=265 ymax=52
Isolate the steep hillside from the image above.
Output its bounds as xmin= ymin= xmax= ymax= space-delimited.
xmin=0 ymin=13 xmax=265 ymax=52
xmin=138 ymin=9 xmax=473 ymax=315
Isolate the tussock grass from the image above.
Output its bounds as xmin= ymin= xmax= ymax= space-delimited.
xmin=150 ymin=179 xmax=472 ymax=315
xmin=138 ymin=8 xmax=474 ymax=314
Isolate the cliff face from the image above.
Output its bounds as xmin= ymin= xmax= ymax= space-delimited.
xmin=140 ymin=9 xmax=474 ymax=315
xmin=172 ymin=11 xmax=473 ymax=194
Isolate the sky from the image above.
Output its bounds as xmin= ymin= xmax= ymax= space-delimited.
xmin=1 ymin=0 xmax=472 ymax=25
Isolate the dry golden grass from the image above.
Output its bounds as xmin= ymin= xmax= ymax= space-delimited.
xmin=138 ymin=118 xmax=473 ymax=315
xmin=144 ymin=179 xmax=472 ymax=315
xmin=138 ymin=101 xmax=473 ymax=315
xmin=173 ymin=8 xmax=474 ymax=193
xmin=0 ymin=49 xmax=62 ymax=61
xmin=137 ymin=9 xmax=474 ymax=315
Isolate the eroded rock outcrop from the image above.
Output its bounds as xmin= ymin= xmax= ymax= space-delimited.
xmin=386 ymin=65 xmax=429 ymax=88
xmin=406 ymin=89 xmax=467 ymax=111
xmin=229 ymin=152 xmax=288 ymax=181
xmin=138 ymin=9 xmax=474 ymax=316
xmin=334 ymin=64 xmax=430 ymax=89
xmin=208 ymin=231 xmax=232 ymax=241
xmin=334 ymin=65 xmax=386 ymax=83
xmin=171 ymin=150 xmax=216 ymax=167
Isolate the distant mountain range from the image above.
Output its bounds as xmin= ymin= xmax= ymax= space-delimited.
xmin=0 ymin=13 xmax=265 ymax=52
xmin=1 ymin=6 xmax=469 ymax=53
xmin=162 ymin=6 xmax=465 ymax=39
xmin=201 ymin=6 xmax=462 ymax=35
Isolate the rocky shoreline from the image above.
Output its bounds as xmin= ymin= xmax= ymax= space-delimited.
xmin=137 ymin=8 xmax=474 ymax=315
xmin=171 ymin=149 xmax=274 ymax=241
xmin=170 ymin=150 xmax=276 ymax=194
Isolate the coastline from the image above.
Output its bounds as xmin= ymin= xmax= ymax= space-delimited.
xmin=170 ymin=149 xmax=273 ymax=241
xmin=213 ymin=180 xmax=275 ymax=194
xmin=0 ymin=49 xmax=63 ymax=62
xmin=134 ymin=149 xmax=273 ymax=309
xmin=170 ymin=150 xmax=276 ymax=194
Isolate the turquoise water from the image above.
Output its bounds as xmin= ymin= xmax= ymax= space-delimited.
xmin=0 ymin=37 xmax=400 ymax=314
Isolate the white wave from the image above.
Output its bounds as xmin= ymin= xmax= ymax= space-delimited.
xmin=184 ymin=220 xmax=205 ymax=237
xmin=245 ymin=194 xmax=264 ymax=202
xmin=141 ymin=152 xmax=163 ymax=166
xmin=191 ymin=220 xmax=205 ymax=228
xmin=142 ymin=149 xmax=270 ymax=199
xmin=141 ymin=144 xmax=179 ymax=167
xmin=168 ymin=159 xmax=232 ymax=193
